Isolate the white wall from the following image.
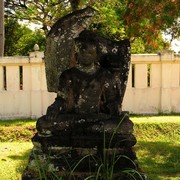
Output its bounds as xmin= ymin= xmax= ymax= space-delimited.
xmin=123 ymin=51 xmax=180 ymax=114
xmin=0 ymin=50 xmax=180 ymax=119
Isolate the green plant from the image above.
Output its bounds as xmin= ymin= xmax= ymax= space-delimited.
xmin=26 ymin=150 xmax=62 ymax=180
xmin=35 ymin=114 xmax=144 ymax=180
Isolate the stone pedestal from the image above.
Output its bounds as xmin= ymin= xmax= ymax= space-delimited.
xmin=22 ymin=112 xmax=145 ymax=179
xmin=22 ymin=7 xmax=146 ymax=180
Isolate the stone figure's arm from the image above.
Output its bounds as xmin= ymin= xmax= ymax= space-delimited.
xmin=104 ymin=77 xmax=120 ymax=116
xmin=46 ymin=71 xmax=69 ymax=120
xmin=46 ymin=96 xmax=66 ymax=120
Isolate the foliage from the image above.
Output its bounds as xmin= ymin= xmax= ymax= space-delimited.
xmin=120 ymin=0 xmax=179 ymax=50
xmin=92 ymin=0 xmax=171 ymax=53
xmin=123 ymin=0 xmax=179 ymax=40
xmin=91 ymin=0 xmax=127 ymax=40
xmin=5 ymin=17 xmax=45 ymax=56
xmin=5 ymin=0 xmax=75 ymax=35
xmin=4 ymin=0 xmax=179 ymax=53
xmin=130 ymin=36 xmax=170 ymax=53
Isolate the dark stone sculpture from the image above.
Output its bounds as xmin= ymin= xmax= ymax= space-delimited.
xmin=22 ymin=7 xmax=145 ymax=180
xmin=45 ymin=7 xmax=97 ymax=92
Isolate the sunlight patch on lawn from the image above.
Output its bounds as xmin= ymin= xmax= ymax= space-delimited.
xmin=0 ymin=142 xmax=32 ymax=180
xmin=131 ymin=115 xmax=180 ymax=124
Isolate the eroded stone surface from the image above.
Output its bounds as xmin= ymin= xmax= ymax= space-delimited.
xmin=45 ymin=7 xmax=97 ymax=92
xmin=22 ymin=7 xmax=145 ymax=180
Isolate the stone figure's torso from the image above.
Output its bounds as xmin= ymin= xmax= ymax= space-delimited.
xmin=58 ymin=67 xmax=117 ymax=114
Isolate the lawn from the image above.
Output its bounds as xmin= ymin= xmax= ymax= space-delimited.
xmin=131 ymin=115 xmax=180 ymax=180
xmin=0 ymin=142 xmax=33 ymax=180
xmin=0 ymin=116 xmax=179 ymax=180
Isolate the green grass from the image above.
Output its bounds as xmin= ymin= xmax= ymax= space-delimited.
xmin=0 ymin=119 xmax=36 ymax=180
xmin=131 ymin=115 xmax=180 ymax=142
xmin=0 ymin=116 xmax=179 ymax=180
xmin=0 ymin=119 xmax=36 ymax=142
xmin=135 ymin=141 xmax=179 ymax=180
xmin=0 ymin=142 xmax=33 ymax=180
xmin=131 ymin=115 xmax=180 ymax=180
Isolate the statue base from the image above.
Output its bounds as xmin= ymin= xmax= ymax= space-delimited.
xmin=22 ymin=112 xmax=146 ymax=179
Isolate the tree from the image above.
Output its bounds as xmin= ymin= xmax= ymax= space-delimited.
xmin=91 ymin=0 xmax=127 ymax=40
xmin=91 ymin=0 xmax=171 ymax=53
xmin=5 ymin=0 xmax=75 ymax=35
xmin=4 ymin=0 xmax=98 ymax=35
xmin=4 ymin=0 xmax=179 ymax=53
xmin=130 ymin=36 xmax=169 ymax=53
xmin=5 ymin=17 xmax=45 ymax=56
xmin=15 ymin=29 xmax=45 ymax=55
xmin=120 ymin=0 xmax=179 ymax=50
xmin=0 ymin=0 xmax=4 ymax=56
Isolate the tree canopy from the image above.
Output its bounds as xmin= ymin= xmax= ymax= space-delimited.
xmin=122 ymin=0 xmax=179 ymax=47
xmin=4 ymin=0 xmax=179 ymax=54
xmin=5 ymin=17 xmax=45 ymax=56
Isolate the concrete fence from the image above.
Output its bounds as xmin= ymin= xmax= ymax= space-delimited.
xmin=0 ymin=50 xmax=180 ymax=119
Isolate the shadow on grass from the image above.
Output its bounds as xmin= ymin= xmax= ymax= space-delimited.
xmin=136 ymin=141 xmax=180 ymax=180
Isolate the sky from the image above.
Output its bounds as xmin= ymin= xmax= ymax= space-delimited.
xmin=163 ymin=33 xmax=180 ymax=53
xmin=169 ymin=39 xmax=180 ymax=54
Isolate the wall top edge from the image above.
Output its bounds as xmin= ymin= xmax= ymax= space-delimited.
xmin=0 ymin=52 xmax=179 ymax=64
xmin=132 ymin=54 xmax=158 ymax=56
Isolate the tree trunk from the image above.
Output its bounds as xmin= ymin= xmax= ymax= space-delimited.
xmin=0 ymin=0 xmax=4 ymax=56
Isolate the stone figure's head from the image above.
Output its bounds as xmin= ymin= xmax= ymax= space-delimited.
xmin=75 ymin=30 xmax=98 ymax=67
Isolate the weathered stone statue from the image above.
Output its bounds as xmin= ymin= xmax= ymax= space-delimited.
xmin=37 ymin=30 xmax=125 ymax=135
xmin=22 ymin=7 xmax=145 ymax=180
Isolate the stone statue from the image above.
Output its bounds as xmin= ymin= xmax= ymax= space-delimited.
xmin=37 ymin=30 xmax=126 ymax=135
xmin=23 ymin=7 xmax=145 ymax=180
xmin=34 ymin=27 xmax=136 ymax=150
